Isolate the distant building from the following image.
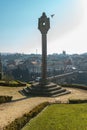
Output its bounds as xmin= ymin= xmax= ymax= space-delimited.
xmin=64 ymin=58 xmax=76 ymax=72
xmin=63 ymin=50 xmax=66 ymax=55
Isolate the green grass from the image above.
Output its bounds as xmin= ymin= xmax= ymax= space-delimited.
xmin=0 ymin=80 xmax=27 ymax=87
xmin=22 ymin=104 xmax=87 ymax=130
xmin=0 ymin=80 xmax=17 ymax=84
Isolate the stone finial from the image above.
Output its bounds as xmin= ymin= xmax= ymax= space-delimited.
xmin=38 ymin=12 xmax=50 ymax=34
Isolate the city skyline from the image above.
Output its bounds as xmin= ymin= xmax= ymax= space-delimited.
xmin=0 ymin=0 xmax=87 ymax=54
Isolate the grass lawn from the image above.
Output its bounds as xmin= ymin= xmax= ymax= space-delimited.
xmin=0 ymin=86 xmax=25 ymax=100
xmin=22 ymin=104 xmax=87 ymax=130
xmin=0 ymin=80 xmax=30 ymax=100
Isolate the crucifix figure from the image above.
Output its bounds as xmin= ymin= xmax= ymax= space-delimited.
xmin=38 ymin=12 xmax=50 ymax=85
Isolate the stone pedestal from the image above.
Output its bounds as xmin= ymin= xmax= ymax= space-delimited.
xmin=19 ymin=82 xmax=70 ymax=97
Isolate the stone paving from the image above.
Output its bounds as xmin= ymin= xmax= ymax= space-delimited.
xmin=0 ymin=87 xmax=87 ymax=130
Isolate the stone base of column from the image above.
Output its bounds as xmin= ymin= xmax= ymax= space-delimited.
xmin=19 ymin=82 xmax=71 ymax=97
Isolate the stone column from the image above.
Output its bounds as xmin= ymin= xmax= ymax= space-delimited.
xmin=42 ymin=33 xmax=47 ymax=85
xmin=38 ymin=12 xmax=50 ymax=85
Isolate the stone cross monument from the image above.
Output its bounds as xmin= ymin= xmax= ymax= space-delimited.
xmin=38 ymin=12 xmax=50 ymax=85
xmin=20 ymin=12 xmax=70 ymax=97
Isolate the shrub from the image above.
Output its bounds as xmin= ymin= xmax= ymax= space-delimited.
xmin=0 ymin=96 xmax=13 ymax=104
xmin=61 ymin=84 xmax=87 ymax=90
xmin=69 ymin=99 xmax=87 ymax=104
xmin=4 ymin=102 xmax=49 ymax=130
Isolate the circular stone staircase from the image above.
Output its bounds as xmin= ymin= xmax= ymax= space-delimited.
xmin=19 ymin=82 xmax=71 ymax=97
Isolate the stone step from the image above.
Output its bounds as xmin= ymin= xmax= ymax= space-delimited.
xmin=49 ymin=88 xmax=66 ymax=95
xmin=31 ymin=82 xmax=57 ymax=89
xmin=27 ymin=88 xmax=67 ymax=96
xmin=27 ymin=90 xmax=70 ymax=97
xmin=19 ymin=90 xmax=25 ymax=96
xmin=45 ymin=82 xmax=57 ymax=88
xmin=52 ymin=90 xmax=71 ymax=97
xmin=19 ymin=89 xmax=29 ymax=96
xmin=23 ymin=88 xmax=29 ymax=93
xmin=23 ymin=89 xmax=29 ymax=95
xmin=44 ymin=86 xmax=62 ymax=91
xmin=27 ymin=85 xmax=61 ymax=92
xmin=20 ymin=89 xmax=70 ymax=97
xmin=19 ymin=82 xmax=71 ymax=97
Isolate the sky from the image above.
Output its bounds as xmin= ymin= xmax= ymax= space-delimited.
xmin=0 ymin=0 xmax=87 ymax=54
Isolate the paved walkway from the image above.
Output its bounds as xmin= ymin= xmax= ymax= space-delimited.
xmin=0 ymin=87 xmax=87 ymax=130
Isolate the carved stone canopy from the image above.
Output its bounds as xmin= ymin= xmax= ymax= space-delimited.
xmin=38 ymin=12 xmax=50 ymax=34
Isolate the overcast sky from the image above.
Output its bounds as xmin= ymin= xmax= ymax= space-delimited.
xmin=0 ymin=0 xmax=87 ymax=54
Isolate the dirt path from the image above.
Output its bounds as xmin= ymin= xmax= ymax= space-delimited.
xmin=0 ymin=87 xmax=87 ymax=130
